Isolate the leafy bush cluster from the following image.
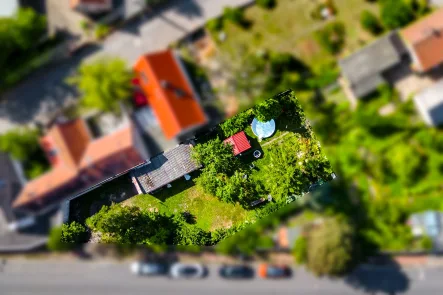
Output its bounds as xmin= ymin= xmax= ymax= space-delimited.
xmin=0 ymin=8 xmax=47 ymax=80
xmin=223 ymin=7 xmax=247 ymax=27
xmin=220 ymin=110 xmax=253 ymax=137
xmin=360 ymin=10 xmax=384 ymax=35
xmin=256 ymin=0 xmax=276 ymax=9
xmin=192 ymin=138 xmax=259 ymax=207
xmin=315 ymin=22 xmax=346 ymax=54
xmin=68 ymin=58 xmax=133 ymax=113
xmin=0 ymin=128 xmax=50 ymax=179
xmin=254 ymin=97 xmax=282 ymax=122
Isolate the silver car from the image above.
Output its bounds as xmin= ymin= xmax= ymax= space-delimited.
xmin=169 ymin=263 xmax=207 ymax=279
xmin=130 ymin=261 xmax=168 ymax=276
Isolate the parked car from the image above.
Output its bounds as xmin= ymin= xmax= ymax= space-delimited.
xmin=130 ymin=261 xmax=168 ymax=276
xmin=169 ymin=263 xmax=208 ymax=279
xmin=258 ymin=264 xmax=292 ymax=279
xmin=219 ymin=264 xmax=255 ymax=279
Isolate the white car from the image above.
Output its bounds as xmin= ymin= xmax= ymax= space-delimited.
xmin=130 ymin=261 xmax=168 ymax=276
xmin=169 ymin=263 xmax=207 ymax=279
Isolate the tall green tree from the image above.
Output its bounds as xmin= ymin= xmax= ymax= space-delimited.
xmin=0 ymin=128 xmax=40 ymax=161
xmin=192 ymin=137 xmax=238 ymax=174
xmin=380 ymin=0 xmax=415 ymax=29
xmin=306 ymin=218 xmax=355 ymax=276
xmin=68 ymin=58 xmax=133 ymax=113
xmin=254 ymin=97 xmax=282 ymax=122
xmin=360 ymin=10 xmax=383 ymax=35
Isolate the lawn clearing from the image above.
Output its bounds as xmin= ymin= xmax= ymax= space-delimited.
xmin=125 ymin=182 xmax=254 ymax=232
xmin=214 ymin=0 xmax=379 ymax=69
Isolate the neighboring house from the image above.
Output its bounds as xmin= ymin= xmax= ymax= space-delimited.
xmin=339 ymin=31 xmax=408 ymax=101
xmin=414 ymin=78 xmax=443 ymax=126
xmin=408 ymin=211 xmax=443 ymax=251
xmin=12 ymin=116 xmax=149 ymax=214
xmin=401 ymin=9 xmax=443 ymax=73
xmin=134 ymin=49 xmax=208 ymax=140
xmin=63 ymin=143 xmax=201 ymax=223
xmin=70 ymin=0 xmax=113 ymax=14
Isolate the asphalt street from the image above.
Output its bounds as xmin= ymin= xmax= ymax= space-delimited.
xmin=0 ymin=0 xmax=253 ymax=134
xmin=0 ymin=259 xmax=442 ymax=295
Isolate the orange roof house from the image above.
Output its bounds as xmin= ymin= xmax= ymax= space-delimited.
xmin=401 ymin=9 xmax=443 ymax=72
xmin=13 ymin=119 xmax=147 ymax=212
xmin=70 ymin=0 xmax=112 ymax=13
xmin=134 ymin=49 xmax=208 ymax=139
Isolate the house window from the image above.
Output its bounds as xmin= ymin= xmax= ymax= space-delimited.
xmin=140 ymin=72 xmax=149 ymax=85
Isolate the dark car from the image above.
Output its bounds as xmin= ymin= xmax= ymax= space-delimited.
xmin=219 ymin=265 xmax=255 ymax=279
xmin=258 ymin=264 xmax=292 ymax=279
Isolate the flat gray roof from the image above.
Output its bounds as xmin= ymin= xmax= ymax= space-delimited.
xmin=339 ymin=31 xmax=405 ymax=98
xmin=414 ymin=79 xmax=443 ymax=126
xmin=132 ymin=144 xmax=201 ymax=193
xmin=0 ymin=0 xmax=18 ymax=17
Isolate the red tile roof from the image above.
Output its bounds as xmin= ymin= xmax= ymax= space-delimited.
xmin=13 ymin=121 xmax=144 ymax=209
xmin=223 ymin=131 xmax=251 ymax=156
xmin=134 ymin=49 xmax=207 ymax=139
xmin=401 ymin=9 xmax=443 ymax=72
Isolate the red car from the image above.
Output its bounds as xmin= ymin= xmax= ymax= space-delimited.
xmin=132 ymin=78 xmax=148 ymax=108
xmin=258 ymin=263 xmax=292 ymax=279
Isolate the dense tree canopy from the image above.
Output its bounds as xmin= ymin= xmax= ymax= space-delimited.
xmin=305 ymin=218 xmax=355 ymax=276
xmin=360 ymin=10 xmax=383 ymax=35
xmin=68 ymin=58 xmax=133 ymax=113
xmin=220 ymin=110 xmax=252 ymax=137
xmin=192 ymin=137 xmax=238 ymax=174
xmin=60 ymin=221 xmax=89 ymax=244
xmin=254 ymin=97 xmax=282 ymax=122
xmin=0 ymin=8 xmax=46 ymax=75
xmin=380 ymin=0 xmax=415 ymax=29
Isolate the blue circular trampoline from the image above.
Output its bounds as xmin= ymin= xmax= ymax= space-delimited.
xmin=251 ymin=118 xmax=276 ymax=139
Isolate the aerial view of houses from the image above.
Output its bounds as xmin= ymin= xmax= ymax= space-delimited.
xmin=3 ymin=0 xmax=443 ymax=287
xmin=61 ymin=90 xmax=334 ymax=245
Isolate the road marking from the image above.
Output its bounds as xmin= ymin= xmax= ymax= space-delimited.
xmin=417 ymin=266 xmax=425 ymax=281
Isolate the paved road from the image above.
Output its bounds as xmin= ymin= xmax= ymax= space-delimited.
xmin=0 ymin=260 xmax=442 ymax=295
xmin=0 ymin=0 xmax=253 ymax=134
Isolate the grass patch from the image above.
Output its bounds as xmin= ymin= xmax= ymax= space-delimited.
xmin=125 ymin=179 xmax=254 ymax=232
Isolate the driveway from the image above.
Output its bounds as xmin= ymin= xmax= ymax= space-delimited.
xmin=0 ymin=0 xmax=253 ymax=134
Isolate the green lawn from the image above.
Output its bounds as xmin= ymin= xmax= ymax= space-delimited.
xmin=125 ymin=180 xmax=255 ymax=232
xmin=215 ymin=0 xmax=379 ymax=70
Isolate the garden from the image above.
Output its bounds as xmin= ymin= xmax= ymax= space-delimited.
xmin=61 ymin=90 xmax=334 ymax=246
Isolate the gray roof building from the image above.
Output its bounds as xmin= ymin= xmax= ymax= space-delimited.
xmin=132 ymin=144 xmax=201 ymax=194
xmin=0 ymin=153 xmax=23 ymax=224
xmin=414 ymin=79 xmax=443 ymax=126
xmin=339 ymin=31 xmax=407 ymax=98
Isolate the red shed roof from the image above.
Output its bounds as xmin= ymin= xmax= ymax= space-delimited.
xmin=223 ymin=131 xmax=251 ymax=156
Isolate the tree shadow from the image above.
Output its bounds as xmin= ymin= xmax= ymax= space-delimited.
xmin=345 ymin=256 xmax=410 ymax=295
xmin=181 ymin=211 xmax=197 ymax=224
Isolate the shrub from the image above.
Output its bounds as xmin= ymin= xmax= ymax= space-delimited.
xmin=61 ymin=221 xmax=89 ymax=244
xmin=360 ymin=10 xmax=383 ymax=35
xmin=95 ymin=24 xmax=110 ymax=39
xmin=191 ymin=137 xmax=238 ymax=174
xmin=256 ymin=0 xmax=276 ymax=9
xmin=293 ymin=236 xmax=308 ymax=264
xmin=306 ymin=218 xmax=355 ymax=276
xmin=380 ymin=0 xmax=415 ymax=29
xmin=254 ymin=97 xmax=282 ymax=122
xmin=206 ymin=17 xmax=224 ymax=32
xmin=220 ymin=110 xmax=252 ymax=137
xmin=223 ymin=7 xmax=245 ymax=26
xmin=47 ymin=227 xmax=74 ymax=251
xmin=421 ymin=235 xmax=433 ymax=251
xmin=315 ymin=22 xmax=346 ymax=54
